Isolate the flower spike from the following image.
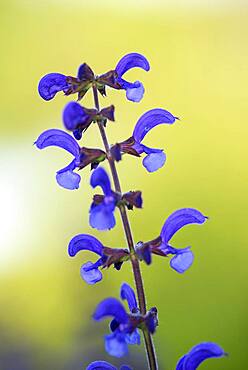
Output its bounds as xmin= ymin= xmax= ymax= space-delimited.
xmin=36 ymin=56 xmax=219 ymax=370
xmin=176 ymin=342 xmax=226 ymax=370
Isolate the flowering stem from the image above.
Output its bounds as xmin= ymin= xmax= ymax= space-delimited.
xmin=92 ymin=85 xmax=158 ymax=370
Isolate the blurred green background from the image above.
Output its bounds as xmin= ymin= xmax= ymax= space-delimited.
xmin=0 ymin=0 xmax=247 ymax=369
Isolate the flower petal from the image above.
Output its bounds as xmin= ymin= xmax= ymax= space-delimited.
xmin=126 ymin=81 xmax=145 ymax=102
xmin=68 ymin=234 xmax=104 ymax=257
xmin=56 ymin=165 xmax=81 ymax=190
xmin=125 ymin=329 xmax=141 ymax=345
xmin=161 ymin=208 xmax=207 ymax=244
xmin=133 ymin=108 xmax=177 ymax=143
xmin=105 ymin=332 xmax=128 ymax=358
xmin=170 ymin=249 xmax=194 ymax=273
xmin=93 ymin=298 xmax=128 ymax=324
xmin=175 ymin=355 xmax=187 ymax=370
xmin=143 ymin=151 xmax=166 ymax=172
xmin=63 ymin=101 xmax=89 ymax=131
xmin=176 ymin=342 xmax=226 ymax=370
xmin=90 ymin=167 xmax=112 ymax=196
xmin=35 ymin=129 xmax=80 ymax=157
xmin=120 ymin=283 xmax=138 ymax=312
xmin=115 ymin=53 xmax=150 ymax=77
xmin=38 ymin=73 xmax=68 ymax=101
xmin=120 ymin=366 xmax=132 ymax=370
xmin=80 ymin=261 xmax=103 ymax=285
xmin=90 ymin=203 xmax=116 ymax=231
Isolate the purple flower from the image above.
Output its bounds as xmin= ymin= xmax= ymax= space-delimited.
xmin=38 ymin=63 xmax=94 ymax=101
xmin=89 ymin=167 xmax=118 ymax=231
xmin=68 ymin=234 xmax=107 ymax=284
xmin=159 ymin=208 xmax=207 ymax=273
xmin=98 ymin=53 xmax=150 ymax=102
xmin=114 ymin=53 xmax=150 ymax=102
xmin=35 ymin=129 xmax=106 ymax=190
xmin=35 ymin=129 xmax=81 ymax=190
xmin=133 ymin=108 xmax=178 ymax=172
xmin=138 ymin=208 xmax=207 ymax=273
xmin=63 ymin=102 xmax=115 ymax=141
xmin=63 ymin=102 xmax=93 ymax=140
xmin=86 ymin=361 xmax=132 ymax=370
xmin=176 ymin=342 xmax=226 ymax=370
xmin=93 ymin=283 xmax=141 ymax=357
xmin=115 ymin=109 xmax=178 ymax=172
xmin=68 ymin=235 xmax=130 ymax=284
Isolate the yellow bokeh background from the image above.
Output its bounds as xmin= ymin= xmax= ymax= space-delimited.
xmin=0 ymin=1 xmax=247 ymax=369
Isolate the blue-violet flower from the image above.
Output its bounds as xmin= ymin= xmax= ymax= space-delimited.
xmin=63 ymin=101 xmax=115 ymax=140
xmin=98 ymin=53 xmax=150 ymax=102
xmin=68 ymin=234 xmax=130 ymax=284
xmin=89 ymin=167 xmax=118 ymax=230
xmin=136 ymin=208 xmax=207 ymax=273
xmin=68 ymin=234 xmax=107 ymax=284
xmin=114 ymin=53 xmax=150 ymax=102
xmin=38 ymin=63 xmax=94 ymax=101
xmin=35 ymin=129 xmax=105 ymax=190
xmin=93 ymin=283 xmax=143 ymax=357
xmin=113 ymin=108 xmax=178 ymax=172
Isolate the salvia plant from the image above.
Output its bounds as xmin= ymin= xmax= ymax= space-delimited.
xmin=36 ymin=53 xmax=227 ymax=369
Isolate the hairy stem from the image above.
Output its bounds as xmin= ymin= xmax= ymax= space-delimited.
xmin=92 ymin=85 xmax=158 ymax=370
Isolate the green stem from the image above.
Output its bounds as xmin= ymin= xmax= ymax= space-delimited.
xmin=92 ymin=85 xmax=158 ymax=370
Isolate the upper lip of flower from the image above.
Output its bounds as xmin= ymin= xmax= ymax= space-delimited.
xmin=176 ymin=342 xmax=226 ymax=370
